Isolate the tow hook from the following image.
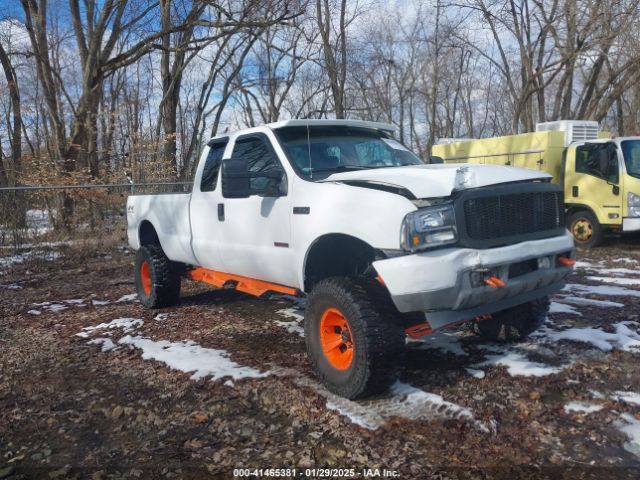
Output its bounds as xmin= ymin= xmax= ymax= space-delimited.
xmin=484 ymin=276 xmax=505 ymax=288
xmin=557 ymin=256 xmax=575 ymax=267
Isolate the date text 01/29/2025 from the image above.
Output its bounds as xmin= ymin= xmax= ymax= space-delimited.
xmin=232 ymin=468 xmax=401 ymax=478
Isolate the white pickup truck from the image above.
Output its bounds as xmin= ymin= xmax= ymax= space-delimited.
xmin=126 ymin=119 xmax=575 ymax=399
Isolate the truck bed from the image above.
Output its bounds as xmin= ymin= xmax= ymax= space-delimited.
xmin=126 ymin=193 xmax=197 ymax=265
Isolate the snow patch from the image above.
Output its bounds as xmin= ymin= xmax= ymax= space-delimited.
xmin=325 ymin=399 xmax=384 ymax=430
xmin=293 ymin=375 xmax=490 ymax=432
xmin=274 ymin=308 xmax=305 ymax=337
xmin=597 ymin=268 xmax=640 ymax=276
xmin=554 ymin=296 xmax=624 ymax=308
xmin=45 ymin=304 xmax=68 ymax=313
xmin=154 ymin=313 xmax=169 ymax=321
xmin=116 ymin=293 xmax=138 ymax=303
xmin=274 ymin=320 xmax=305 ymax=337
xmin=586 ymin=276 xmax=640 ymax=286
xmin=465 ymin=368 xmax=485 ymax=379
xmin=118 ymin=336 xmax=269 ymax=381
xmin=573 ymin=259 xmax=639 ymax=276
xmin=30 ymin=298 xmax=88 ymax=313
xmin=475 ymin=351 xmax=563 ymax=377
xmin=612 ymin=257 xmax=639 ymax=264
xmin=64 ymin=298 xmax=85 ymax=305
xmin=380 ymin=382 xmax=490 ymax=432
xmin=564 ymin=401 xmax=603 ymax=414
xmin=386 ymin=382 xmax=475 ymax=421
xmin=0 ymin=240 xmax=74 ymax=251
xmin=276 ymin=307 xmax=304 ymax=322
xmin=87 ymin=337 xmax=118 ymax=352
xmin=573 ymin=261 xmax=595 ymax=269
xmin=77 ymin=318 xmax=144 ymax=338
xmin=543 ymin=323 xmax=640 ymax=352
xmin=615 ymin=414 xmax=640 ymax=457
xmin=563 ymin=283 xmax=640 ymax=298
xmin=27 ymin=309 xmax=41 ymax=315
xmin=412 ymin=331 xmax=467 ymax=356
xmin=0 ymin=250 xmax=61 ymax=271
xmin=612 ymin=391 xmax=640 ymax=406
xmin=549 ymin=302 xmax=582 ymax=316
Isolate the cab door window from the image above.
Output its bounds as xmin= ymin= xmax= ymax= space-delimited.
xmin=575 ymin=143 xmax=619 ymax=184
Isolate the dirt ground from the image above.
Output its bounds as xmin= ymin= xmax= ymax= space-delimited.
xmin=1 ymin=238 xmax=640 ymax=479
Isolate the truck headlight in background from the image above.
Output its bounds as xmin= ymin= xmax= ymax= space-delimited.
xmin=629 ymin=192 xmax=640 ymax=217
xmin=400 ymin=204 xmax=457 ymax=252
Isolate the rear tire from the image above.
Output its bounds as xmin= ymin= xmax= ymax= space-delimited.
xmin=304 ymin=277 xmax=405 ymax=399
xmin=473 ymin=296 xmax=549 ymax=342
xmin=568 ymin=210 xmax=603 ymax=248
xmin=135 ymin=245 xmax=181 ymax=309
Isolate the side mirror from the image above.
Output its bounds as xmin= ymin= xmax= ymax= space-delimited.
xmin=429 ymin=156 xmax=444 ymax=164
xmin=222 ymin=158 xmax=251 ymax=198
xmin=222 ymin=158 xmax=286 ymax=198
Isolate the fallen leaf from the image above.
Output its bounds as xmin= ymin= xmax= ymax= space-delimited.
xmin=191 ymin=413 xmax=208 ymax=424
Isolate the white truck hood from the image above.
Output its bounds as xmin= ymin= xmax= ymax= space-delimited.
xmin=320 ymin=164 xmax=551 ymax=198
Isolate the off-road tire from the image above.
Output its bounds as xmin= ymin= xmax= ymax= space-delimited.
xmin=473 ymin=296 xmax=550 ymax=342
xmin=304 ymin=277 xmax=405 ymax=399
xmin=135 ymin=245 xmax=181 ymax=309
xmin=567 ymin=210 xmax=603 ymax=248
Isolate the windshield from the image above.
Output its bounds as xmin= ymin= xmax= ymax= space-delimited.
xmin=274 ymin=125 xmax=423 ymax=179
xmin=621 ymin=140 xmax=640 ymax=179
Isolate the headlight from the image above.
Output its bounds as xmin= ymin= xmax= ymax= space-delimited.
xmin=400 ymin=204 xmax=457 ymax=252
xmin=629 ymin=192 xmax=640 ymax=218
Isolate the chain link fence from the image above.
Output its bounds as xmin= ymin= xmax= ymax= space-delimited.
xmin=0 ymin=182 xmax=190 ymax=253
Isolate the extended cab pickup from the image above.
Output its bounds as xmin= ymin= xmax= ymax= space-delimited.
xmin=127 ymin=119 xmax=575 ymax=399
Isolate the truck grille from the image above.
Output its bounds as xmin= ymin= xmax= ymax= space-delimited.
xmin=460 ymin=187 xmax=564 ymax=246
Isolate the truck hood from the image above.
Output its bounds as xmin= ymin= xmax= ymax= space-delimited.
xmin=320 ymin=164 xmax=551 ymax=198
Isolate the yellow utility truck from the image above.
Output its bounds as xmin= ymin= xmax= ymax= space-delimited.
xmin=432 ymin=120 xmax=640 ymax=247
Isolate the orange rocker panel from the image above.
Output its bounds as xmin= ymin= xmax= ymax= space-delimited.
xmin=186 ymin=267 xmax=299 ymax=297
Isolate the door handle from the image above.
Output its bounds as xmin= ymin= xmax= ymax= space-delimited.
xmin=217 ymin=203 xmax=225 ymax=221
xmin=572 ymin=186 xmax=578 ymax=197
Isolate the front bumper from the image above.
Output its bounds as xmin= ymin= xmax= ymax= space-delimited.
xmin=373 ymin=232 xmax=575 ymax=329
xmin=623 ymin=217 xmax=640 ymax=232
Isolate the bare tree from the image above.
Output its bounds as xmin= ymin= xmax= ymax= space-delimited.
xmin=315 ymin=0 xmax=349 ymax=118
xmin=0 ymin=40 xmax=21 ymax=187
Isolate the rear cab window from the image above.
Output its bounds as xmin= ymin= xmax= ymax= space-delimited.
xmin=200 ymin=140 xmax=228 ymax=192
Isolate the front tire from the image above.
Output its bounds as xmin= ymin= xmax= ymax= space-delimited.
xmin=473 ymin=297 xmax=549 ymax=342
xmin=568 ymin=210 xmax=603 ymax=248
xmin=304 ymin=277 xmax=405 ymax=399
xmin=135 ymin=245 xmax=181 ymax=309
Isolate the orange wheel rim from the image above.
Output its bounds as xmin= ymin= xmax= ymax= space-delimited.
xmin=319 ymin=308 xmax=354 ymax=370
xmin=140 ymin=260 xmax=152 ymax=295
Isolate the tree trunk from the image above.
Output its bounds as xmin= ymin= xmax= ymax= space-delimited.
xmin=0 ymin=32 xmax=26 ymax=233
